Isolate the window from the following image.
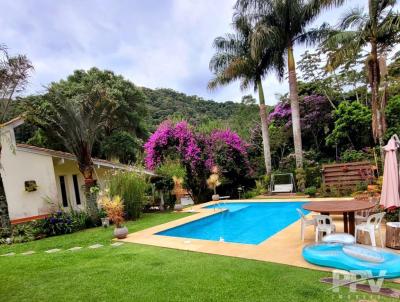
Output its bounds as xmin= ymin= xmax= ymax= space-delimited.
xmin=72 ymin=175 xmax=81 ymax=205
xmin=59 ymin=176 xmax=68 ymax=207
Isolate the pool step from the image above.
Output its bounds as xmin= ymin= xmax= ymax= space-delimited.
xmin=224 ymin=204 xmax=250 ymax=213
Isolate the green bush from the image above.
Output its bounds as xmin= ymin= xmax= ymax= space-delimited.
xmin=356 ymin=181 xmax=368 ymax=192
xmin=319 ymin=184 xmax=353 ymax=198
xmin=295 ymin=168 xmax=306 ymax=192
xmin=385 ymin=95 xmax=400 ymax=140
xmin=0 ymin=209 xmax=98 ymax=245
xmin=385 ymin=207 xmax=400 ymax=222
xmin=36 ymin=210 xmax=98 ymax=237
xmin=304 ymin=186 xmax=317 ymax=197
xmin=243 ymin=189 xmax=259 ymax=199
xmin=340 ymin=149 xmax=373 ymax=163
xmin=109 ymin=171 xmax=149 ymax=220
xmin=155 ymin=160 xmax=187 ymax=210
xmin=304 ymin=166 xmax=322 ymax=188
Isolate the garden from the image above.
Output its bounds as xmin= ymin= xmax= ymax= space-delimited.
xmin=1 ymin=0 xmax=400 ymax=301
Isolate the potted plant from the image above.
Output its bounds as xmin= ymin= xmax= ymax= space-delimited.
xmin=207 ymin=166 xmax=221 ymax=201
xmin=98 ymin=193 xmax=128 ymax=239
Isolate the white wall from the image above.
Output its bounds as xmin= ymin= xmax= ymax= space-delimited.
xmin=1 ymin=126 xmax=58 ymax=221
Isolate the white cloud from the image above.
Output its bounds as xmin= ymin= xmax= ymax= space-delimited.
xmin=0 ymin=0 xmax=395 ymax=105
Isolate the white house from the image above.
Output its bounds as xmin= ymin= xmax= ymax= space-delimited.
xmin=1 ymin=117 xmax=154 ymax=224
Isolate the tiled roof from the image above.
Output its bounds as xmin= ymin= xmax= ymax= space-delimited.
xmin=16 ymin=143 xmax=156 ymax=176
xmin=1 ymin=116 xmax=24 ymax=128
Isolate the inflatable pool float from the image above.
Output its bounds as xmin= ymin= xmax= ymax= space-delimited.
xmin=302 ymin=243 xmax=400 ymax=278
xmin=322 ymin=233 xmax=355 ymax=244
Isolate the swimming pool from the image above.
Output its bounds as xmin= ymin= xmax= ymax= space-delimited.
xmin=157 ymin=202 xmax=308 ymax=245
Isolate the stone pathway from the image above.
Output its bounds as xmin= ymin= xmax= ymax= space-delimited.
xmin=1 ymin=252 xmax=15 ymax=257
xmin=110 ymin=242 xmax=124 ymax=247
xmin=22 ymin=251 xmax=35 ymax=255
xmin=45 ymin=248 xmax=61 ymax=254
xmin=88 ymin=244 xmax=103 ymax=249
xmin=1 ymin=242 xmax=123 ymax=257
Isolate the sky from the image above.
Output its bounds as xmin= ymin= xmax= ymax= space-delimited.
xmin=0 ymin=0 xmax=386 ymax=105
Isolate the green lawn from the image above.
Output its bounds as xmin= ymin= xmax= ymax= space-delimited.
xmin=0 ymin=212 xmax=398 ymax=302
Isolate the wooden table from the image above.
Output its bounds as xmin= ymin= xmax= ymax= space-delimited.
xmin=302 ymin=200 xmax=374 ymax=235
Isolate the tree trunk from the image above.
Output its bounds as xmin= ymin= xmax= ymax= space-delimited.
xmin=287 ymin=44 xmax=303 ymax=168
xmin=79 ymin=162 xmax=98 ymax=218
xmin=369 ymin=39 xmax=385 ymax=169
xmin=257 ymin=78 xmax=272 ymax=175
xmin=0 ymin=173 xmax=11 ymax=236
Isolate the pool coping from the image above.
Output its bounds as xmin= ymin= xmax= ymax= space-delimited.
xmin=120 ymin=198 xmax=400 ymax=283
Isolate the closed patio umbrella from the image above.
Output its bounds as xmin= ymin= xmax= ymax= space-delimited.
xmin=380 ymin=136 xmax=400 ymax=215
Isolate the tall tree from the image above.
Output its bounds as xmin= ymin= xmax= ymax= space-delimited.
xmin=236 ymin=0 xmax=344 ymax=168
xmin=323 ymin=0 xmax=400 ymax=148
xmin=208 ymin=14 xmax=284 ymax=174
xmin=28 ymin=69 xmax=121 ymax=215
xmin=0 ymin=45 xmax=33 ymax=234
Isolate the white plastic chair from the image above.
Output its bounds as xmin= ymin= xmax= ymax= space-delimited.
xmin=355 ymin=212 xmax=385 ymax=247
xmin=296 ymin=208 xmax=316 ymax=241
xmin=314 ymin=215 xmax=336 ymax=242
xmin=355 ymin=209 xmax=372 ymax=224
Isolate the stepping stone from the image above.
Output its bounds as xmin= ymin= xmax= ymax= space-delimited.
xmin=1 ymin=252 xmax=15 ymax=257
xmin=88 ymin=244 xmax=103 ymax=249
xmin=68 ymin=247 xmax=83 ymax=251
xmin=110 ymin=242 xmax=124 ymax=247
xmin=45 ymin=248 xmax=61 ymax=254
xmin=22 ymin=251 xmax=35 ymax=255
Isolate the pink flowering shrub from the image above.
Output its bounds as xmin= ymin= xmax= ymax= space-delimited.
xmin=144 ymin=121 xmax=200 ymax=170
xmin=144 ymin=120 xmax=251 ymax=202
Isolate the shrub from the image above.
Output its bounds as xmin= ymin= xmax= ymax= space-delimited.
xmin=36 ymin=209 xmax=96 ymax=237
xmin=0 ymin=222 xmax=37 ymax=244
xmin=108 ymin=171 xmax=149 ymax=219
xmin=98 ymin=194 xmax=125 ymax=227
xmin=319 ymin=184 xmax=353 ymax=198
xmin=243 ymin=189 xmax=259 ymax=199
xmin=356 ymin=181 xmax=368 ymax=192
xmin=340 ymin=149 xmax=373 ymax=163
xmin=304 ymin=186 xmax=317 ymax=197
xmin=304 ymin=166 xmax=322 ymax=188
xmin=295 ymin=168 xmax=306 ymax=192
xmin=385 ymin=207 xmax=400 ymax=222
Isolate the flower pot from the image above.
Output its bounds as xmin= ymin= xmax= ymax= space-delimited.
xmin=367 ymin=185 xmax=378 ymax=192
xmin=101 ymin=217 xmax=110 ymax=228
xmin=114 ymin=226 xmax=128 ymax=239
xmin=212 ymin=194 xmax=220 ymax=201
xmin=174 ymin=204 xmax=184 ymax=211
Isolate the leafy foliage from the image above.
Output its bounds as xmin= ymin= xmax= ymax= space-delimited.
xmin=144 ymin=120 xmax=251 ymax=202
xmin=385 ymin=95 xmax=400 ymax=140
xmin=97 ymin=194 xmax=125 ymax=228
xmin=326 ymin=101 xmax=372 ymax=150
xmin=108 ymin=171 xmax=149 ymax=220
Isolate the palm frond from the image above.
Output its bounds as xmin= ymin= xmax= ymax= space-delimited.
xmin=339 ymin=7 xmax=368 ymax=30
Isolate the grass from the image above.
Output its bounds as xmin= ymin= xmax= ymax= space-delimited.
xmin=1 ymin=212 xmax=399 ymax=302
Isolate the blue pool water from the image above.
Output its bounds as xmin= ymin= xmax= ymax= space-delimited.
xmin=157 ymin=202 xmax=308 ymax=245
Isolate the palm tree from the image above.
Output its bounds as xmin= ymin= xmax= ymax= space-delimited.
xmin=208 ymin=15 xmax=284 ymax=175
xmin=30 ymin=84 xmax=116 ymax=214
xmin=236 ymin=0 xmax=345 ymax=168
xmin=322 ymin=0 xmax=400 ymax=148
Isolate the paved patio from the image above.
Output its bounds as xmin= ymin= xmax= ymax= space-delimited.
xmin=120 ymin=198 xmax=400 ymax=282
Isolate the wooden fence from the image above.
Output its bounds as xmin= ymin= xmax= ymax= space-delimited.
xmin=322 ymin=161 xmax=377 ymax=188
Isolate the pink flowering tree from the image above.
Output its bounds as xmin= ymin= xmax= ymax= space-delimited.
xmin=144 ymin=120 xmax=251 ymax=202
